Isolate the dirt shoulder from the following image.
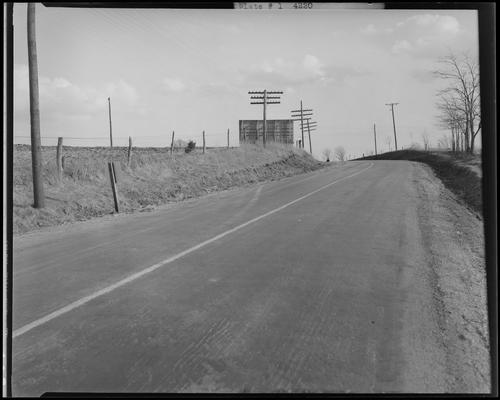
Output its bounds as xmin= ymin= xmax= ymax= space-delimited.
xmin=413 ymin=162 xmax=490 ymax=392
xmin=361 ymin=150 xmax=482 ymax=217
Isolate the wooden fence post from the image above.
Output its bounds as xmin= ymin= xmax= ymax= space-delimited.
xmin=170 ymin=131 xmax=175 ymax=155
xmin=56 ymin=137 xmax=63 ymax=179
xmin=112 ymin=161 xmax=118 ymax=183
xmin=127 ymin=136 xmax=132 ymax=166
xmin=108 ymin=162 xmax=119 ymax=212
xmin=227 ymin=128 xmax=230 ymax=149
xmin=203 ymin=130 xmax=206 ymax=154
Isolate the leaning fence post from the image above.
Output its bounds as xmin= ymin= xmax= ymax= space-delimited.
xmin=170 ymin=130 xmax=175 ymax=155
xmin=112 ymin=161 xmax=118 ymax=183
xmin=203 ymin=130 xmax=206 ymax=154
xmin=127 ymin=136 xmax=132 ymax=166
xmin=108 ymin=162 xmax=119 ymax=212
xmin=56 ymin=137 xmax=63 ymax=179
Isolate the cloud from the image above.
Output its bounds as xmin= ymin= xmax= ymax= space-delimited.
xmin=162 ymin=77 xmax=186 ymax=92
xmin=390 ymin=14 xmax=461 ymax=57
xmin=302 ymin=54 xmax=325 ymax=77
xmin=14 ymin=64 xmax=140 ymax=127
xmin=392 ymin=40 xmax=413 ymax=54
xmin=105 ymin=80 xmax=138 ymax=105
xmin=361 ymin=24 xmax=378 ymax=35
xmin=403 ymin=14 xmax=460 ymax=35
xmin=196 ymin=82 xmax=237 ymax=96
xmin=239 ymin=55 xmax=365 ymax=89
xmin=361 ymin=24 xmax=394 ymax=36
xmin=411 ymin=69 xmax=437 ymax=84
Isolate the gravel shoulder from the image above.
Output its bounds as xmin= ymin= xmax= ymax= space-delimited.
xmin=412 ymin=162 xmax=490 ymax=393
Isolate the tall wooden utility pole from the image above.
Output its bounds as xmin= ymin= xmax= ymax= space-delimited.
xmin=108 ymin=97 xmax=113 ymax=148
xmin=291 ymin=102 xmax=313 ymax=149
xmin=307 ymin=119 xmax=312 ymax=154
xmin=263 ymin=91 xmax=267 ymax=148
xmin=386 ymin=102 xmax=399 ymax=151
xmin=298 ymin=101 xmax=304 ymax=148
xmin=249 ymin=90 xmax=282 ymax=148
xmin=300 ymin=118 xmax=317 ymax=155
xmin=373 ymin=123 xmax=378 ymax=155
xmin=27 ymin=3 xmax=45 ymax=208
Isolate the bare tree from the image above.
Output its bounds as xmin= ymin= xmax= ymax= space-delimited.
xmin=436 ymin=93 xmax=465 ymax=153
xmin=422 ymin=130 xmax=430 ymax=151
xmin=334 ymin=146 xmax=346 ymax=162
xmin=385 ymin=136 xmax=392 ymax=152
xmin=437 ymin=134 xmax=451 ymax=150
xmin=434 ymin=52 xmax=481 ymax=153
xmin=322 ymin=148 xmax=332 ymax=161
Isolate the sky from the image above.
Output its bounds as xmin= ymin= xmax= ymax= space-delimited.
xmin=13 ymin=4 xmax=479 ymax=159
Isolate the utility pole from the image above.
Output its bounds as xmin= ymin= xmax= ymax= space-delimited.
xmin=108 ymin=97 xmax=113 ymax=148
xmin=386 ymin=102 xmax=399 ymax=151
xmin=307 ymin=120 xmax=312 ymax=154
xmin=300 ymin=118 xmax=317 ymax=154
xmin=27 ymin=3 xmax=45 ymax=208
xmin=291 ymin=102 xmax=313 ymax=149
xmin=249 ymin=90 xmax=282 ymax=148
xmin=373 ymin=123 xmax=378 ymax=155
xmin=297 ymin=101 xmax=304 ymax=148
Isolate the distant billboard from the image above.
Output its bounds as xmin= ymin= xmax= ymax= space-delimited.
xmin=239 ymin=119 xmax=294 ymax=145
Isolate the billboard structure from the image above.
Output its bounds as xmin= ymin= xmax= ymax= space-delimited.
xmin=239 ymin=119 xmax=294 ymax=145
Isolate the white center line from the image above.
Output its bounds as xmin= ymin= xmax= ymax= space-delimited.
xmin=13 ymin=163 xmax=374 ymax=339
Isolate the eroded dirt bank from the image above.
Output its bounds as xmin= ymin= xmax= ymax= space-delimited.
xmin=412 ymin=162 xmax=489 ymax=392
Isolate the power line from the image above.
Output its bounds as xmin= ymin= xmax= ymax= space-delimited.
xmin=291 ymin=100 xmax=314 ymax=149
xmin=248 ymin=90 xmax=283 ymax=148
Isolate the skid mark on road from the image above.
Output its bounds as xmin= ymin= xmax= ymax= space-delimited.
xmin=164 ymin=318 xmax=232 ymax=391
xmin=223 ymin=184 xmax=264 ymax=227
xmin=13 ymin=163 xmax=373 ymax=339
xmin=267 ymin=283 xmax=335 ymax=390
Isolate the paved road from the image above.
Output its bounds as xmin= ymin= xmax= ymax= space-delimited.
xmin=12 ymin=161 xmax=448 ymax=394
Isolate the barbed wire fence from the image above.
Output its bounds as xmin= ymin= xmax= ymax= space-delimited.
xmin=14 ymin=130 xmax=239 ymax=150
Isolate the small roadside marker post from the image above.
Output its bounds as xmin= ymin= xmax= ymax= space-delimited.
xmin=56 ymin=137 xmax=63 ymax=180
xmin=127 ymin=136 xmax=132 ymax=166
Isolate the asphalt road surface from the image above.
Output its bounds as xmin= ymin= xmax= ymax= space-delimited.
xmin=12 ymin=161 xmax=452 ymax=394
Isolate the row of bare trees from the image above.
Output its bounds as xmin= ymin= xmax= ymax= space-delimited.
xmin=322 ymin=146 xmax=346 ymax=162
xmin=435 ymin=52 xmax=481 ymax=154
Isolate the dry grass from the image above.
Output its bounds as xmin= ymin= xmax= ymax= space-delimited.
xmin=14 ymin=143 xmax=325 ymax=234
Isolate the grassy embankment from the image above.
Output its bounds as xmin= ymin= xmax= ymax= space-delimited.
xmin=360 ymin=150 xmax=482 ymax=216
xmin=14 ymin=143 xmax=325 ymax=234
